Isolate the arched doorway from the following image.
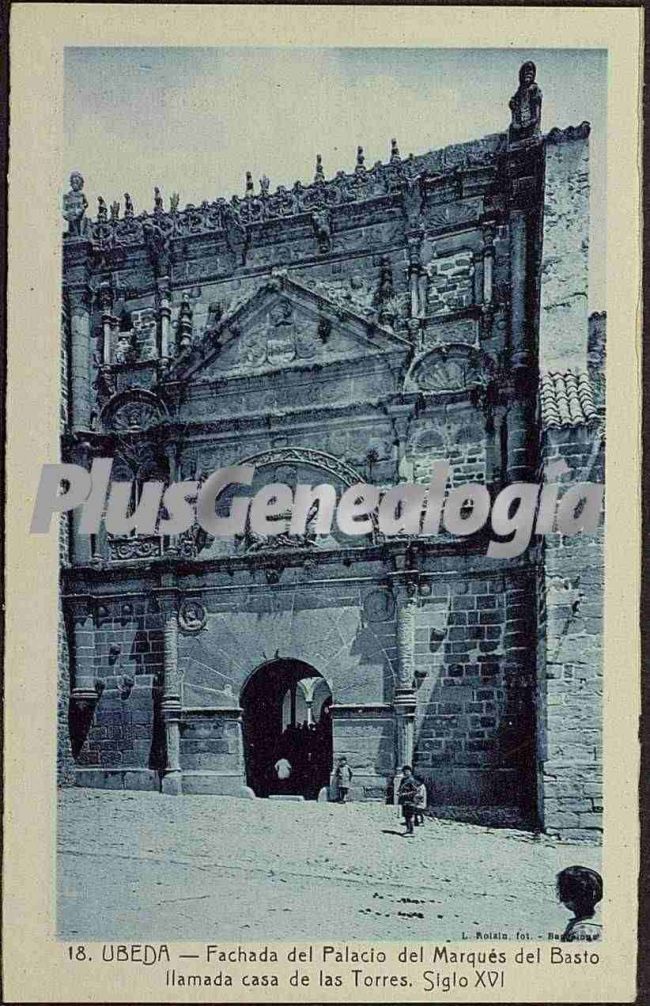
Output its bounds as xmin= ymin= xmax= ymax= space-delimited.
xmin=241 ymin=659 xmax=333 ymax=799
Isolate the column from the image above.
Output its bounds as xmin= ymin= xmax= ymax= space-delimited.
xmin=509 ymin=209 xmax=529 ymax=372
xmin=99 ymin=281 xmax=113 ymax=366
xmin=393 ymin=582 xmax=418 ymax=771
xmin=160 ymin=595 xmax=183 ymax=794
xmin=69 ymin=439 xmax=93 ymax=565
xmin=387 ymin=404 xmax=415 ymax=482
xmin=507 ymin=208 xmax=536 ymax=482
xmin=66 ymin=285 xmax=93 ymax=430
xmin=161 ymin=442 xmax=178 ymax=555
xmin=69 ymin=597 xmax=97 ymax=707
xmin=290 ymin=683 xmax=297 ymax=728
xmin=406 ymin=234 xmax=423 ymax=319
xmin=157 ymin=276 xmax=171 ymax=359
xmin=482 ymin=221 xmax=496 ymax=307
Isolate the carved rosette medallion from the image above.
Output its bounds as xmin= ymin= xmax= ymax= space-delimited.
xmin=100 ymin=389 xmax=168 ymax=433
xmin=363 ymin=589 xmax=396 ymax=623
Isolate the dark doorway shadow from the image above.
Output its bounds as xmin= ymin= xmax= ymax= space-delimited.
xmin=241 ymin=658 xmax=332 ymax=799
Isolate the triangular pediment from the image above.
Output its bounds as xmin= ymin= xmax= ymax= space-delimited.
xmin=171 ymin=275 xmax=410 ymax=383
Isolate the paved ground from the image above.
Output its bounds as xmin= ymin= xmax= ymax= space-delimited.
xmin=58 ymin=789 xmax=601 ymax=942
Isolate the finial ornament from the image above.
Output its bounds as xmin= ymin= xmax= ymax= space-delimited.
xmin=356 ymin=145 xmax=365 ymax=171
xmin=154 ymin=187 xmax=163 ymax=212
xmin=245 ymin=171 xmax=254 ymax=196
xmin=314 ymin=154 xmax=325 ymax=183
xmin=62 ymin=171 xmax=90 ymax=238
xmin=124 ymin=193 xmax=134 ymax=219
xmin=390 ymin=138 xmax=400 ymax=163
xmin=260 ymin=174 xmax=270 ymax=196
xmin=110 ymin=200 xmax=120 ymax=222
xmin=178 ymin=292 xmax=194 ymax=351
xmin=169 ymin=192 xmax=180 ymax=214
xmin=509 ymin=61 xmax=542 ymax=142
xmin=97 ymin=196 xmax=107 ymax=224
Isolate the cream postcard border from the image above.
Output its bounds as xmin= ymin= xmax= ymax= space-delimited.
xmin=4 ymin=5 xmax=642 ymax=1003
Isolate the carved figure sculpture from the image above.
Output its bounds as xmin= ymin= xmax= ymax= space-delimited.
xmin=204 ymin=301 xmax=223 ymax=343
xmin=509 ymin=61 xmax=542 ymax=142
xmin=62 ymin=171 xmax=90 ymax=238
xmin=266 ymin=301 xmax=297 ymax=366
xmin=142 ymin=219 xmax=171 ymax=276
xmin=123 ymin=192 xmax=134 ymax=219
xmin=170 ymin=192 xmax=180 ymax=214
xmin=311 ymin=208 xmax=332 ymax=254
xmin=154 ymin=186 xmax=163 ymax=212
xmin=109 ymin=200 xmax=120 ymax=223
xmin=114 ymin=332 xmax=137 ymax=365
xmin=375 ymin=255 xmax=397 ymax=326
xmin=402 ymin=176 xmax=424 ymax=228
xmin=314 ymin=154 xmax=325 ymax=183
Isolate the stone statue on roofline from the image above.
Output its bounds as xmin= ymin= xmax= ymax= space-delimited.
xmin=509 ymin=61 xmax=542 ymax=142
xmin=97 ymin=196 xmax=108 ymax=224
xmin=62 ymin=171 xmax=90 ymax=238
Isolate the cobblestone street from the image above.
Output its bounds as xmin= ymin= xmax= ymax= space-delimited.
xmin=58 ymin=789 xmax=601 ymax=943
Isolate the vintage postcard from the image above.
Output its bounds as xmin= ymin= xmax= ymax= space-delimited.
xmin=3 ymin=4 xmax=642 ymax=1003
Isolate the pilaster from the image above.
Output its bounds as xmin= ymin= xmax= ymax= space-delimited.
xmin=157 ymin=276 xmax=171 ymax=359
xmin=69 ymin=596 xmax=97 ymax=705
xmin=392 ymin=580 xmax=419 ymax=770
xmin=66 ymin=284 xmax=93 ymax=431
xmin=160 ymin=594 xmax=183 ymax=794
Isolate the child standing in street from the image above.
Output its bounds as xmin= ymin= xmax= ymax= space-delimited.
xmin=334 ymin=756 xmax=353 ymax=802
xmin=398 ymin=765 xmax=420 ymax=836
xmin=414 ymin=780 xmax=427 ymax=826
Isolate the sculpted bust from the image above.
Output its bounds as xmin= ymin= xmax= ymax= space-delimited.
xmin=62 ymin=171 xmax=90 ymax=238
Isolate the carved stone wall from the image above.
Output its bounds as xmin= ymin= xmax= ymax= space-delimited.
xmin=539 ymin=129 xmax=590 ymax=372
xmin=536 ymin=426 xmax=604 ymax=837
xmin=60 ymin=76 xmax=604 ymax=833
xmin=412 ymin=570 xmax=536 ymax=807
xmin=426 ymin=250 xmax=476 ymax=316
xmin=71 ymin=596 xmax=165 ymax=789
xmin=408 ymin=403 xmax=490 ymax=489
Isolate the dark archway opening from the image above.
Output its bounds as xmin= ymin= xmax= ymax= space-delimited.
xmin=241 ymin=659 xmax=333 ymax=799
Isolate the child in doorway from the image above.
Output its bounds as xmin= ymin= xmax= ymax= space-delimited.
xmin=334 ymin=756 xmax=353 ymax=802
xmin=556 ymin=865 xmax=603 ymax=942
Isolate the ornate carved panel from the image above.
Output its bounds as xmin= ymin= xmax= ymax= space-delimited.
xmin=404 ymin=344 xmax=485 ymax=394
xmin=100 ymin=389 xmax=169 ymax=433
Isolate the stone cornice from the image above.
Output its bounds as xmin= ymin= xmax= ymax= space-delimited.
xmin=63 ymin=133 xmax=506 ymax=258
xmin=545 ymin=121 xmax=591 ymax=146
xmin=60 ymin=527 xmax=539 ymax=594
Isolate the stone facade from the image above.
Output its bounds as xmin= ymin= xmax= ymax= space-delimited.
xmin=60 ymin=65 xmax=605 ymax=834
